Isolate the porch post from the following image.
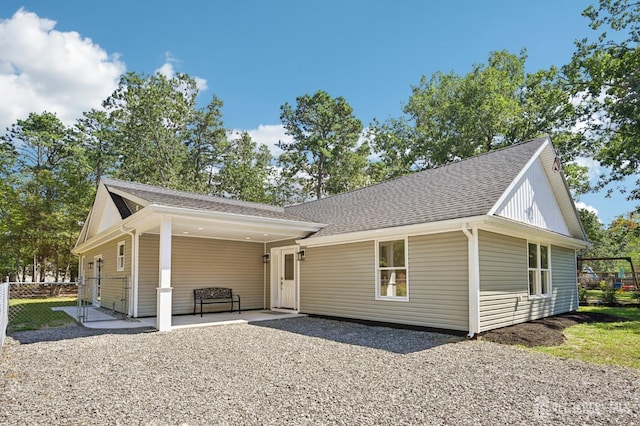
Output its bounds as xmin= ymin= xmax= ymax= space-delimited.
xmin=156 ymin=216 xmax=173 ymax=331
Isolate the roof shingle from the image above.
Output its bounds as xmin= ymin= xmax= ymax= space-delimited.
xmin=285 ymin=137 xmax=547 ymax=238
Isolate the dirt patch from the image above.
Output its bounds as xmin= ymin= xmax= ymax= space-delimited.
xmin=478 ymin=311 xmax=625 ymax=347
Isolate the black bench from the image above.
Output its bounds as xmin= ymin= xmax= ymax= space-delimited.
xmin=193 ymin=287 xmax=241 ymax=317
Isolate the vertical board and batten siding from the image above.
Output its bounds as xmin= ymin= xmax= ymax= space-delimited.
xmin=478 ymin=230 xmax=578 ymax=332
xmin=136 ymin=235 xmax=265 ymax=316
xmin=495 ymin=158 xmax=570 ymax=236
xmin=79 ymin=235 xmax=131 ymax=313
xmin=300 ymin=232 xmax=469 ymax=331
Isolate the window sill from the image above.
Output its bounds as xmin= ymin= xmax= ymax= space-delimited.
xmin=375 ymin=296 xmax=409 ymax=302
xmin=528 ymin=294 xmax=552 ymax=301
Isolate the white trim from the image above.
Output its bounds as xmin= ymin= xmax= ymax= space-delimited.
xmin=483 ymin=216 xmax=588 ymax=249
xmin=92 ymin=254 xmax=102 ymax=308
xmin=105 ymin=187 xmax=150 ymax=208
xmin=132 ymin=231 xmax=139 ymax=318
xmin=374 ymin=237 xmax=409 ymax=302
xmin=116 ymin=240 xmax=125 ymax=272
xmin=299 ymin=216 xmax=488 ymax=248
xmin=462 ymin=224 xmax=480 ymax=336
xmin=488 ymin=137 xmax=550 ymax=216
xmin=527 ymin=240 xmax=552 ymax=298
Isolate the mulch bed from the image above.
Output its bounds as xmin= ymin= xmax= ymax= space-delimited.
xmin=478 ymin=311 xmax=626 ymax=347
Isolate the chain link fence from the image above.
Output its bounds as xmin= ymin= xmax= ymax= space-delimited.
xmin=6 ymin=282 xmax=78 ymax=333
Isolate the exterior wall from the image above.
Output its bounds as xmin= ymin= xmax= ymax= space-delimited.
xmin=495 ymin=158 xmax=570 ymax=235
xmin=79 ymin=235 xmax=131 ymax=313
xmin=478 ymin=230 xmax=578 ymax=332
xmin=299 ymin=232 xmax=469 ymax=331
xmin=137 ymin=235 xmax=265 ymax=316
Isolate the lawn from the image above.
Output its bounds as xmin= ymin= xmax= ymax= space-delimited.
xmin=534 ymin=306 xmax=640 ymax=370
xmin=8 ymin=297 xmax=77 ymax=332
xmin=581 ymin=289 xmax=639 ymax=304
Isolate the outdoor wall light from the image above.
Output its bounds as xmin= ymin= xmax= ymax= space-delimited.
xmin=88 ymin=261 xmax=94 ymax=270
xmin=297 ymin=250 xmax=306 ymax=261
xmin=262 ymin=254 xmax=270 ymax=263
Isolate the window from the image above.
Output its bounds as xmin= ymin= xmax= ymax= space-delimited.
xmin=528 ymin=242 xmax=550 ymax=297
xmin=376 ymin=239 xmax=408 ymax=300
xmin=117 ymin=241 xmax=125 ymax=271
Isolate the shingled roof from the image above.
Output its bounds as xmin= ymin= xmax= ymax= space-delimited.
xmin=285 ymin=137 xmax=548 ymax=239
xmin=102 ymin=178 xmax=318 ymax=223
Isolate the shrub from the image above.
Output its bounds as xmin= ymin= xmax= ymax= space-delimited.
xmin=601 ymin=285 xmax=618 ymax=304
xmin=578 ymin=287 xmax=588 ymax=303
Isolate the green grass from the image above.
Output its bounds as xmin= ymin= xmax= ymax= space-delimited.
xmin=534 ymin=306 xmax=640 ymax=370
xmin=8 ymin=297 xmax=77 ymax=332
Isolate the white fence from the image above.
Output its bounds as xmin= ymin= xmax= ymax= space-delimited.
xmin=0 ymin=282 xmax=8 ymax=349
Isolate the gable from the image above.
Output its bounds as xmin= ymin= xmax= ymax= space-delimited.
xmin=493 ymin=157 xmax=570 ymax=236
xmin=76 ymin=183 xmax=128 ymax=245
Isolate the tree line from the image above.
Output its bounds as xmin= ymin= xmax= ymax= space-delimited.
xmin=0 ymin=0 xmax=638 ymax=281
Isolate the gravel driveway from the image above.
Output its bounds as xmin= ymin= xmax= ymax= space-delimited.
xmin=1 ymin=317 xmax=638 ymax=425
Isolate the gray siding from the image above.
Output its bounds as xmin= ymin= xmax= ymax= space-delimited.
xmin=478 ymin=230 xmax=578 ymax=332
xmin=137 ymin=235 xmax=265 ymax=316
xmin=78 ymin=236 xmax=131 ymax=314
xmin=300 ymin=232 xmax=469 ymax=331
xmin=138 ymin=234 xmax=159 ymax=317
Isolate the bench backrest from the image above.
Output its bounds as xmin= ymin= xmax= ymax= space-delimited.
xmin=194 ymin=287 xmax=232 ymax=300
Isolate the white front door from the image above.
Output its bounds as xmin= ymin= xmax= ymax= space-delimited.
xmin=273 ymin=247 xmax=297 ymax=310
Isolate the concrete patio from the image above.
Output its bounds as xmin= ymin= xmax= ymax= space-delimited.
xmin=52 ymin=306 xmax=304 ymax=330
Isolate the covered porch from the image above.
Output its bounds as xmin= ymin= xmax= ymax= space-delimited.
xmin=123 ymin=204 xmax=324 ymax=331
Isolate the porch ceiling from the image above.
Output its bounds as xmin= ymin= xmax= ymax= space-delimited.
xmin=142 ymin=215 xmax=317 ymax=243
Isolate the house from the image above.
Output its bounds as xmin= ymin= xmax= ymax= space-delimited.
xmin=73 ymin=136 xmax=588 ymax=335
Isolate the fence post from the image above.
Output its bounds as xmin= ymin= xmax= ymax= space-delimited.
xmin=0 ymin=281 xmax=8 ymax=348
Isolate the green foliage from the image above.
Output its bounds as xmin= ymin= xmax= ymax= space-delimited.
xmin=579 ymin=286 xmax=589 ymax=303
xmin=599 ymin=282 xmax=619 ymax=304
xmin=1 ymin=112 xmax=93 ymax=281
xmin=371 ymin=50 xmax=584 ymax=186
xmin=104 ymin=72 xmax=197 ymax=189
xmin=278 ymin=90 xmax=367 ymax=200
xmin=564 ymin=0 xmax=640 ymax=200
xmin=215 ymin=132 xmax=275 ymax=204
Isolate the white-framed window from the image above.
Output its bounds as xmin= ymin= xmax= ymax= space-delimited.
xmin=375 ymin=238 xmax=409 ymax=301
xmin=116 ymin=241 xmax=125 ymax=271
xmin=528 ymin=242 xmax=551 ymax=297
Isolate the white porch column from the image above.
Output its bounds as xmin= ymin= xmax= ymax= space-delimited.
xmin=156 ymin=216 xmax=173 ymax=331
xmin=462 ymin=225 xmax=480 ymax=337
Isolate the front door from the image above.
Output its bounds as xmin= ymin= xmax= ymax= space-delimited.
xmin=276 ymin=247 xmax=297 ymax=309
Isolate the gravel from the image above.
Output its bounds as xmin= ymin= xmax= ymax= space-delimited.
xmin=1 ymin=317 xmax=639 ymax=425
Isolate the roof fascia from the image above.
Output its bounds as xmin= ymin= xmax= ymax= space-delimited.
xmin=297 ymin=215 xmax=488 ymax=247
xmin=72 ymin=208 xmax=155 ymax=254
xmin=482 ymin=216 xmax=589 ymax=249
xmin=148 ymin=204 xmax=326 ymax=232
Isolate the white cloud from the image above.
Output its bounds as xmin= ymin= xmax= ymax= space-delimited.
xmin=0 ymin=9 xmax=125 ymax=130
xmin=231 ymin=124 xmax=292 ymax=158
xmin=574 ymin=157 xmax=603 ymax=185
xmin=575 ymin=201 xmax=601 ymax=221
xmin=154 ymin=51 xmax=208 ymax=91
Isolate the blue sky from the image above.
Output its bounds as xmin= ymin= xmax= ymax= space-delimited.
xmin=0 ymin=0 xmax=636 ymax=224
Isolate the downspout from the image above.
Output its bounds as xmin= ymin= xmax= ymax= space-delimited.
xmin=263 ymin=242 xmax=267 ymax=310
xmin=121 ymin=225 xmax=138 ymax=318
xmin=462 ymin=224 xmax=480 ymax=338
